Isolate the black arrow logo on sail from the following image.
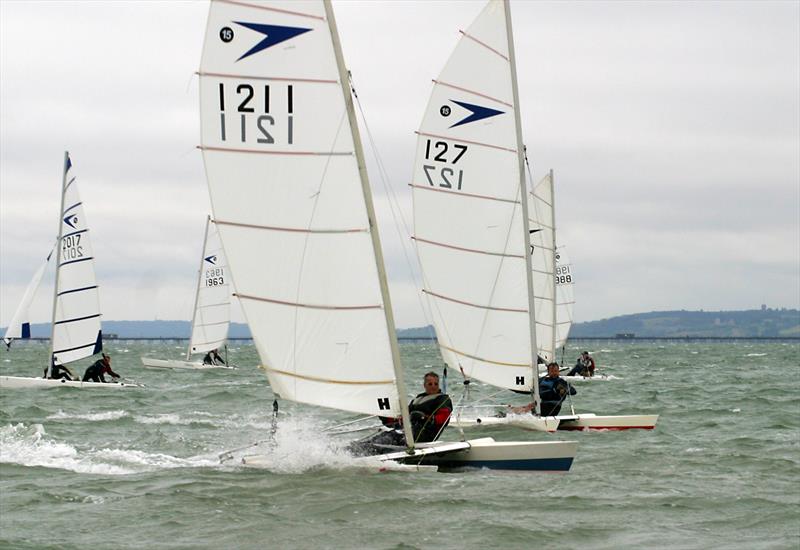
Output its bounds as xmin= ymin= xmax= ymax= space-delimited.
xmin=234 ymin=22 xmax=312 ymax=61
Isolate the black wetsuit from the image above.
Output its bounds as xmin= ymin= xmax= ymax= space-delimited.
xmin=82 ymin=360 xmax=120 ymax=383
xmin=49 ymin=364 xmax=73 ymax=381
xmin=539 ymin=376 xmax=576 ymax=416
xmin=203 ymin=352 xmax=225 ymax=365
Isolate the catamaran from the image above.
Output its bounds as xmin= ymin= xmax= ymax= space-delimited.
xmin=0 ymin=153 xmax=139 ymax=390
xmin=141 ymin=216 xmax=236 ymax=370
xmin=198 ymin=0 xmax=576 ymax=470
xmin=411 ymin=3 xmax=656 ymax=432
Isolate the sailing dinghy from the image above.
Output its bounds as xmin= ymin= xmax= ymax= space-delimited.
xmin=3 ymin=243 xmax=55 ymax=349
xmin=199 ymin=0 xmax=576 ymax=471
xmin=141 ymin=216 xmax=236 ymax=370
xmin=411 ymin=1 xmax=655 ymax=433
xmin=0 ymin=153 xmax=139 ymax=390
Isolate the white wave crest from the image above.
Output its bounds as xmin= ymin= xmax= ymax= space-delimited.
xmin=48 ymin=410 xmax=129 ymax=422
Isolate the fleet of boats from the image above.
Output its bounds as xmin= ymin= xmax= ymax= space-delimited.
xmin=1 ymin=0 xmax=659 ymax=471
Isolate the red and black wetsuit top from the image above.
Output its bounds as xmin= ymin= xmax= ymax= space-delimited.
xmin=408 ymin=392 xmax=453 ymax=443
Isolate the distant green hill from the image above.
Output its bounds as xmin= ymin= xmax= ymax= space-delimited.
xmin=4 ymin=309 xmax=798 ymax=339
xmin=570 ymin=308 xmax=799 ymax=338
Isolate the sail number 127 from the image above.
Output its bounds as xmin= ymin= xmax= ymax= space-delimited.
xmin=422 ymin=139 xmax=468 ymax=190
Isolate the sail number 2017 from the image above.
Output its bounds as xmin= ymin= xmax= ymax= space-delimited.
xmin=217 ymin=82 xmax=294 ymax=145
xmin=61 ymin=234 xmax=84 ymax=260
xmin=422 ymin=139 xmax=468 ymax=190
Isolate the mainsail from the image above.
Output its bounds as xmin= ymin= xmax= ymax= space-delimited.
xmin=554 ymin=245 xmax=575 ymax=351
xmin=49 ymin=153 xmax=103 ymax=372
xmin=3 ymin=243 xmax=55 ymax=348
xmin=188 ymin=216 xmax=231 ymax=357
xmin=199 ymin=0 xmax=408 ymax=419
xmin=412 ymin=0 xmax=539 ymax=393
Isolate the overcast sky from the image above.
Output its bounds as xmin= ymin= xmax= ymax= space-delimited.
xmin=1 ymin=0 xmax=798 ymax=329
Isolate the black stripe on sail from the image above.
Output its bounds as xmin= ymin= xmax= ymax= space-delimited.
xmin=63 ymin=201 xmax=82 ymax=215
xmin=53 ymin=341 xmax=97 ymax=354
xmin=62 ymin=228 xmax=89 ymax=239
xmin=63 ymin=176 xmax=76 ymax=192
xmin=59 ymin=256 xmax=93 ymax=267
xmin=54 ymin=313 xmax=101 ymax=326
xmin=57 ymin=285 xmax=98 ymax=297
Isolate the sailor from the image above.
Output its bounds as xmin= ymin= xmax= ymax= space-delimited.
xmin=82 ymin=353 xmax=121 ymax=383
xmin=48 ymin=360 xmax=75 ymax=381
xmin=567 ymin=351 xmax=596 ymax=377
xmin=408 ymin=371 xmax=453 ymax=443
xmin=347 ymin=372 xmax=452 ymax=456
xmin=203 ymin=348 xmax=225 ymax=366
xmin=539 ymin=362 xmax=576 ymax=416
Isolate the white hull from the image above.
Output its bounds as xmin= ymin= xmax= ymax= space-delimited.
xmin=140 ymin=357 xmax=235 ymax=370
xmin=449 ymin=413 xmax=560 ymax=432
xmin=0 ymin=375 xmax=141 ymax=390
xmin=556 ymin=413 xmax=659 ymax=431
xmin=412 ymin=437 xmax=576 ymax=471
xmin=243 ymin=437 xmax=576 ymax=472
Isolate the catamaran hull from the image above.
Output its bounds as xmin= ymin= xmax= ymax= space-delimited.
xmin=556 ymin=414 xmax=659 ymax=431
xmin=412 ymin=438 xmax=577 ymax=472
xmin=0 ymin=375 xmax=141 ymax=389
xmin=561 ymin=374 xmax=615 ymax=382
xmin=449 ymin=414 xmax=560 ymax=432
xmin=140 ymin=358 xmax=235 ymax=370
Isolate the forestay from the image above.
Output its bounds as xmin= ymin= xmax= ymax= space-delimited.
xmin=51 ymin=154 xmax=103 ymax=368
xmin=3 ymin=244 xmax=55 ymax=348
xmin=199 ymin=0 xmax=403 ymax=416
xmin=189 ymin=217 xmax=231 ymax=356
xmin=412 ymin=0 xmax=535 ymax=391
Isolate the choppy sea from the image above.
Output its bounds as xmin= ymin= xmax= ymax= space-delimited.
xmin=1 ymin=340 xmax=798 ymax=549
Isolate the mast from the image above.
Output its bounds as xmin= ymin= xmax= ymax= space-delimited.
xmin=47 ymin=151 xmax=69 ymax=378
xmin=323 ymin=0 xmax=415 ymax=447
xmin=549 ymin=169 xmax=557 ymax=359
xmin=504 ymin=0 xmax=541 ymax=415
xmin=186 ymin=215 xmax=211 ymax=360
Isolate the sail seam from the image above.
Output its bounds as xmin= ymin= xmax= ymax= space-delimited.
xmin=416 ymin=131 xmax=516 ymax=153
xmin=193 ymin=320 xmax=229 ymax=327
xmin=54 ymin=313 xmax=101 ymax=325
xmin=434 ymin=80 xmax=513 ymax=108
xmin=439 ymin=343 xmax=529 ymax=368
xmin=459 ymin=30 xmax=509 ymax=61
xmin=409 ymin=184 xmax=520 ymax=204
xmin=216 ymin=0 xmax=325 ymax=21
xmin=265 ymin=366 xmax=393 ymax=385
xmin=63 ymin=177 xmax=76 ymax=192
xmin=412 ymin=236 xmax=524 ymax=259
xmin=235 ymin=293 xmax=381 ymax=310
xmin=199 ymin=145 xmax=352 ymax=156
xmin=422 ymin=289 xmax=527 ymax=313
xmin=198 ymin=71 xmax=336 ymax=84
xmin=216 ymin=219 xmax=367 ymax=234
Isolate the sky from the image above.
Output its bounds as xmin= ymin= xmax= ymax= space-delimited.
xmin=1 ymin=0 xmax=798 ymax=329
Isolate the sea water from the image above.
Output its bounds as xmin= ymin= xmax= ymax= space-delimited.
xmin=1 ymin=340 xmax=798 ymax=549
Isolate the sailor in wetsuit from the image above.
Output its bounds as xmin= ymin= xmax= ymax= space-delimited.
xmin=82 ymin=353 xmax=121 ymax=383
xmin=509 ymin=362 xmax=576 ymax=416
xmin=203 ymin=348 xmax=225 ymax=366
xmin=567 ymin=351 xmax=596 ymax=377
xmin=45 ymin=361 xmax=75 ymax=380
xmin=347 ymin=371 xmax=453 ymax=456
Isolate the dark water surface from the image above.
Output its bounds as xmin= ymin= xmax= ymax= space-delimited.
xmin=1 ymin=340 xmax=798 ymax=549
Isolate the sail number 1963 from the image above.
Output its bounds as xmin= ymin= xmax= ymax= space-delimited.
xmin=422 ymin=139 xmax=468 ymax=190
xmin=217 ymin=82 xmax=294 ymax=145
xmin=205 ymin=267 xmax=225 ymax=287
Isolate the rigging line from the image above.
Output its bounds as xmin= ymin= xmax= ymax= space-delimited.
xmin=349 ymin=72 xmax=433 ymax=327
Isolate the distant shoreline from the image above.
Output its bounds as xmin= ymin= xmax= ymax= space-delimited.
xmin=11 ymin=336 xmax=799 ymax=342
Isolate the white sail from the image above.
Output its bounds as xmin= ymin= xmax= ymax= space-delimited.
xmin=554 ymin=245 xmax=575 ymax=350
xmin=529 ymin=172 xmax=557 ymax=362
xmin=412 ymin=0 xmax=536 ymax=392
xmin=3 ymin=243 xmax=55 ymax=348
xmin=199 ymin=0 xmax=404 ymax=416
xmin=51 ymin=154 xmax=103 ymax=367
xmin=189 ymin=217 xmax=231 ymax=356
